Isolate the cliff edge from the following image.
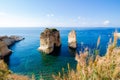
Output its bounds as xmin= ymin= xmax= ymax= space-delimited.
xmin=0 ymin=35 xmax=24 ymax=58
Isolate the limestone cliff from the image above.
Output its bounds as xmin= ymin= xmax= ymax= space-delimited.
xmin=68 ymin=30 xmax=77 ymax=49
xmin=0 ymin=36 xmax=24 ymax=57
xmin=0 ymin=35 xmax=24 ymax=46
xmin=38 ymin=28 xmax=61 ymax=54
xmin=0 ymin=41 xmax=12 ymax=57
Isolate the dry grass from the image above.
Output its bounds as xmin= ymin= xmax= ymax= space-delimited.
xmin=53 ymin=31 xmax=120 ymax=80
xmin=0 ymin=60 xmax=29 ymax=80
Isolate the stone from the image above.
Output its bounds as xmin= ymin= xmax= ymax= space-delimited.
xmin=0 ymin=36 xmax=24 ymax=57
xmin=38 ymin=28 xmax=61 ymax=54
xmin=68 ymin=30 xmax=77 ymax=49
xmin=0 ymin=41 xmax=12 ymax=57
xmin=0 ymin=35 xmax=24 ymax=46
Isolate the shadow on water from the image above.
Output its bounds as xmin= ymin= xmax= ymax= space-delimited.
xmin=68 ymin=47 xmax=77 ymax=57
xmin=40 ymin=46 xmax=61 ymax=66
xmin=4 ymin=41 xmax=23 ymax=65
xmin=41 ymin=54 xmax=58 ymax=66
xmin=4 ymin=53 xmax=12 ymax=65
xmin=49 ymin=46 xmax=61 ymax=56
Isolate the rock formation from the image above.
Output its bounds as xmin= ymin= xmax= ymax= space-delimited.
xmin=0 ymin=36 xmax=24 ymax=46
xmin=0 ymin=36 xmax=24 ymax=58
xmin=38 ymin=28 xmax=61 ymax=54
xmin=68 ymin=30 xmax=77 ymax=49
xmin=0 ymin=41 xmax=12 ymax=57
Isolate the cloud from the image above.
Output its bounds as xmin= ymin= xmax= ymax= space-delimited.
xmin=46 ymin=14 xmax=54 ymax=17
xmin=103 ymin=20 xmax=110 ymax=26
xmin=0 ymin=12 xmax=7 ymax=16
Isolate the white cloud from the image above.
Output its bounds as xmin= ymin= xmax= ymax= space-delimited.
xmin=0 ymin=12 xmax=7 ymax=16
xmin=0 ymin=12 xmax=114 ymax=27
xmin=103 ymin=20 xmax=110 ymax=26
xmin=51 ymin=14 xmax=54 ymax=17
xmin=46 ymin=14 xmax=54 ymax=17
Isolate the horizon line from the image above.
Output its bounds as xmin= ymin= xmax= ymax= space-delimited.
xmin=0 ymin=26 xmax=120 ymax=28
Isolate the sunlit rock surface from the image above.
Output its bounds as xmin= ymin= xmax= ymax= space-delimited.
xmin=0 ymin=41 xmax=11 ymax=57
xmin=38 ymin=28 xmax=61 ymax=54
xmin=68 ymin=30 xmax=77 ymax=49
xmin=0 ymin=36 xmax=24 ymax=57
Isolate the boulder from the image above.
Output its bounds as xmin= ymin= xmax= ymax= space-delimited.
xmin=38 ymin=28 xmax=61 ymax=54
xmin=68 ymin=30 xmax=77 ymax=49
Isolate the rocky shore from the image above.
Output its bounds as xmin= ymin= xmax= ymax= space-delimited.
xmin=0 ymin=35 xmax=24 ymax=58
xmin=38 ymin=28 xmax=61 ymax=54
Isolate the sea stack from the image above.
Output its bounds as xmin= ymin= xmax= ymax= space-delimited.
xmin=38 ymin=28 xmax=61 ymax=54
xmin=68 ymin=30 xmax=77 ymax=49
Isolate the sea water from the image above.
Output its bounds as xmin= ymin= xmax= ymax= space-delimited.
xmin=0 ymin=27 xmax=119 ymax=79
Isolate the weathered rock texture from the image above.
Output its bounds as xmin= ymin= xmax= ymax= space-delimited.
xmin=68 ymin=30 xmax=77 ymax=49
xmin=0 ymin=36 xmax=24 ymax=57
xmin=0 ymin=41 xmax=12 ymax=57
xmin=38 ymin=28 xmax=61 ymax=54
xmin=0 ymin=36 xmax=24 ymax=46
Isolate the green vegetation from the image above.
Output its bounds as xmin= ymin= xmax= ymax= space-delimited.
xmin=51 ymin=28 xmax=58 ymax=32
xmin=45 ymin=28 xmax=58 ymax=32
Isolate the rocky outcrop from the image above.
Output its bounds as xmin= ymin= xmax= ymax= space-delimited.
xmin=0 ymin=41 xmax=12 ymax=57
xmin=38 ymin=28 xmax=61 ymax=54
xmin=0 ymin=36 xmax=24 ymax=46
xmin=0 ymin=36 xmax=24 ymax=57
xmin=68 ymin=30 xmax=77 ymax=49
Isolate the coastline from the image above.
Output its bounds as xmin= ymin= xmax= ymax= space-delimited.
xmin=0 ymin=35 xmax=24 ymax=58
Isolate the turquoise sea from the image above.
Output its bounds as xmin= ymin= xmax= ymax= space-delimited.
xmin=0 ymin=27 xmax=119 ymax=79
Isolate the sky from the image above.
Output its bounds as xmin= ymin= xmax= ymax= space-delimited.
xmin=0 ymin=0 xmax=120 ymax=27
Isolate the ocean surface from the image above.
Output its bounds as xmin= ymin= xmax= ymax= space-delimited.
xmin=0 ymin=27 xmax=120 ymax=79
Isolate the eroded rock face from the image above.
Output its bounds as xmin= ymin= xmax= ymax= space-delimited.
xmin=0 ymin=36 xmax=24 ymax=46
xmin=38 ymin=28 xmax=61 ymax=54
xmin=0 ymin=41 xmax=12 ymax=57
xmin=0 ymin=36 xmax=24 ymax=57
xmin=68 ymin=30 xmax=77 ymax=49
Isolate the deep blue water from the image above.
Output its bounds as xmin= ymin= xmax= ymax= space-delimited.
xmin=0 ymin=27 xmax=119 ymax=79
